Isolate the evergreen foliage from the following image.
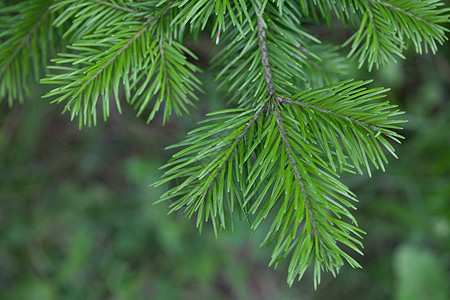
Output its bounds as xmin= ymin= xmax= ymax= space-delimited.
xmin=0 ymin=0 xmax=62 ymax=104
xmin=1 ymin=0 xmax=449 ymax=287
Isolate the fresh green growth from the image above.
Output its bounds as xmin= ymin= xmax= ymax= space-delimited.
xmin=0 ymin=0 xmax=449 ymax=287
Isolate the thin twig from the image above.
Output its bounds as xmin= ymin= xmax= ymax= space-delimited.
xmin=256 ymin=2 xmax=275 ymax=97
xmin=256 ymin=1 xmax=316 ymax=231
xmin=274 ymin=109 xmax=316 ymax=231
xmin=205 ymin=107 xmax=264 ymax=190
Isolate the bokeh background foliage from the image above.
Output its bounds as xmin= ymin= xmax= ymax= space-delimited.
xmin=1 ymin=5 xmax=450 ymax=300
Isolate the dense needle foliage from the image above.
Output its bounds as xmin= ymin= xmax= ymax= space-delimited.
xmin=0 ymin=0 xmax=449 ymax=287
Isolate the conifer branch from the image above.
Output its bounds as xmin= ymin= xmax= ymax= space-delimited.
xmin=255 ymin=0 xmax=317 ymax=235
xmin=249 ymin=4 xmax=366 ymax=286
xmin=374 ymin=0 xmax=441 ymax=32
xmin=346 ymin=0 xmax=450 ymax=69
xmin=0 ymin=0 xmax=59 ymax=104
xmin=78 ymin=25 xmax=149 ymax=98
xmin=205 ymin=108 xmax=264 ymax=190
xmin=0 ymin=9 xmax=50 ymax=76
xmin=42 ymin=1 xmax=200 ymax=126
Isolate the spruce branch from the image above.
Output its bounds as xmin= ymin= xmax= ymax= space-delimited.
xmin=374 ymin=0 xmax=450 ymax=54
xmin=0 ymin=0 xmax=61 ymax=105
xmin=154 ymin=107 xmax=265 ymax=235
xmin=157 ymin=2 xmax=406 ymax=287
xmin=284 ymin=80 xmax=405 ymax=174
xmin=345 ymin=0 xmax=450 ymax=69
xmin=248 ymin=4 xmax=364 ymax=286
xmin=76 ymin=24 xmax=149 ymax=98
xmin=374 ymin=0 xmax=441 ymax=32
xmin=0 ymin=8 xmax=50 ymax=75
xmin=256 ymin=2 xmax=315 ymax=262
xmin=42 ymin=0 xmax=201 ymax=126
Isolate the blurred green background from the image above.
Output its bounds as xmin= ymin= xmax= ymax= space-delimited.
xmin=1 ymin=34 xmax=449 ymax=300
